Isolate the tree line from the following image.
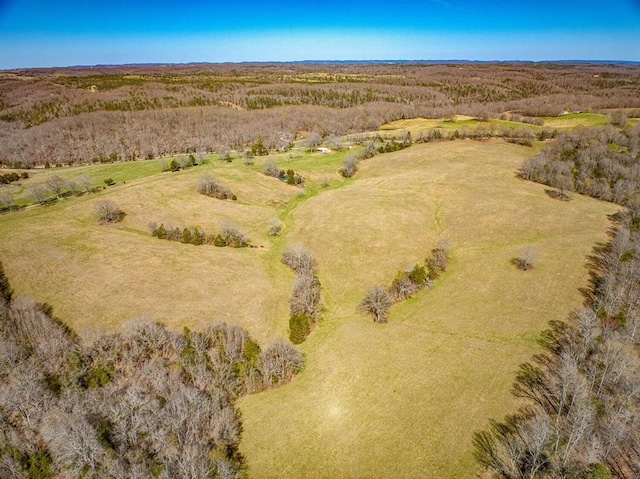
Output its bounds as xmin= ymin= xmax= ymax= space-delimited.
xmin=0 ymin=264 xmax=303 ymax=479
xmin=1 ymin=63 xmax=638 ymax=168
xmin=359 ymin=241 xmax=450 ymax=323
xmin=474 ymin=129 xmax=640 ymax=478
xmin=519 ymin=124 xmax=640 ymax=206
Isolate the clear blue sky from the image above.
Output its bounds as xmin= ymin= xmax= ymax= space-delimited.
xmin=0 ymin=0 xmax=638 ymax=68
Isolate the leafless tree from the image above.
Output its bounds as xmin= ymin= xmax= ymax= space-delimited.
xmin=94 ymin=199 xmax=125 ymax=224
xmin=218 ymin=221 xmax=249 ymax=248
xmin=281 ymin=244 xmax=317 ymax=275
xmin=263 ymin=159 xmax=279 ymax=177
xmin=289 ymin=273 xmax=322 ymax=319
xmin=259 ymin=339 xmax=304 ymax=387
xmin=513 ymin=246 xmax=537 ymax=270
xmin=197 ymin=174 xmax=234 ymax=200
xmin=267 ymin=217 xmax=283 ymax=236
xmin=358 ymin=286 xmax=393 ymax=323
xmin=340 ymin=154 xmax=359 ymax=178
xmin=0 ymin=188 xmax=13 ymax=211
xmin=25 ymin=184 xmax=51 ymax=205
xmin=46 ymin=175 xmax=69 ymax=199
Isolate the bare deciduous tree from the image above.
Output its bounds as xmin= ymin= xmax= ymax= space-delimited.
xmin=197 ymin=174 xmax=234 ymax=200
xmin=218 ymin=221 xmax=249 ymax=248
xmin=0 ymin=188 xmax=13 ymax=211
xmin=94 ymin=199 xmax=125 ymax=224
xmin=259 ymin=339 xmax=304 ymax=387
xmin=263 ymin=159 xmax=279 ymax=177
xmin=358 ymin=286 xmax=393 ymax=323
xmin=46 ymin=175 xmax=69 ymax=199
xmin=281 ymin=245 xmax=317 ymax=275
xmin=513 ymin=246 xmax=537 ymax=270
xmin=26 ymin=184 xmax=51 ymax=205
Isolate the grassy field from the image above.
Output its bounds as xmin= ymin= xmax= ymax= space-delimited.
xmin=237 ymin=140 xmax=618 ymax=478
xmin=0 ymin=139 xmax=618 ymax=477
xmin=378 ymin=112 xmax=616 ymax=138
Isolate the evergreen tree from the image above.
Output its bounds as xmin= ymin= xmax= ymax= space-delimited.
xmin=0 ymin=261 xmax=13 ymax=305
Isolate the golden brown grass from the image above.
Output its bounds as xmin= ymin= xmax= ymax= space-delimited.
xmin=237 ymin=140 xmax=618 ymax=478
xmin=0 ymin=160 xmax=300 ymax=343
xmin=0 ymin=139 xmax=619 ymax=478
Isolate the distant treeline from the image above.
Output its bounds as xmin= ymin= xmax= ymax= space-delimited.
xmin=1 ymin=63 xmax=639 ymax=167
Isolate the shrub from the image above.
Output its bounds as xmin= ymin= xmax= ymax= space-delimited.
xmin=218 ymin=221 xmax=249 ymax=248
xmin=263 ymin=159 xmax=279 ymax=177
xmin=289 ymin=314 xmax=311 ymax=345
xmin=103 ymin=177 xmax=115 ymax=186
xmin=197 ymin=174 xmax=234 ymax=200
xmin=94 ymin=200 xmax=125 ymax=224
xmin=512 ymin=246 xmax=537 ymax=270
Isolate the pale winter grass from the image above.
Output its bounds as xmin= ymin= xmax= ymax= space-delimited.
xmin=238 ymin=140 xmax=618 ymax=479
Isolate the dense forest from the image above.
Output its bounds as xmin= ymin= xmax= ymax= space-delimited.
xmin=475 ymin=126 xmax=640 ymax=478
xmin=1 ymin=62 xmax=639 ymax=167
xmin=0 ymin=270 xmax=304 ymax=479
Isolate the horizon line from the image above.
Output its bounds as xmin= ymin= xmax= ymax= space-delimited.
xmin=4 ymin=58 xmax=640 ymax=71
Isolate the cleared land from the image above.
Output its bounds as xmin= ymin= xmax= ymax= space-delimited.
xmin=237 ymin=140 xmax=618 ymax=478
xmin=0 ymin=139 xmax=618 ymax=477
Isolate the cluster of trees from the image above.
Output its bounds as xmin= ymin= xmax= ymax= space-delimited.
xmin=160 ymin=154 xmax=200 ymax=172
xmin=197 ymin=174 xmax=236 ymax=200
xmin=359 ymin=241 xmax=450 ymax=323
xmin=262 ymin=160 xmax=304 ymax=185
xmin=150 ymin=221 xmax=249 ymax=248
xmin=339 ymin=142 xmax=377 ymax=178
xmin=0 ymin=171 xmax=28 ymax=185
xmin=20 ymin=174 xmax=95 ymax=207
xmin=281 ymin=245 xmax=322 ymax=344
xmin=474 ymin=209 xmax=640 ymax=478
xmin=2 ymin=63 xmax=637 ymax=168
xmin=519 ymin=125 xmax=640 ymax=205
xmin=0 ymin=264 xmax=304 ymax=479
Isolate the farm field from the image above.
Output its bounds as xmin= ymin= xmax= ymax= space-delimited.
xmin=236 ymin=140 xmax=618 ymax=478
xmin=0 ymin=136 xmax=618 ymax=477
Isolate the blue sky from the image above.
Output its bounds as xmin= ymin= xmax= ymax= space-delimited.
xmin=0 ymin=0 xmax=638 ymax=68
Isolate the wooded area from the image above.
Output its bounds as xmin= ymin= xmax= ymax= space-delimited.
xmin=1 ymin=62 xmax=639 ymax=167
xmin=476 ymin=127 xmax=640 ymax=479
xmin=0 ymin=271 xmax=303 ymax=479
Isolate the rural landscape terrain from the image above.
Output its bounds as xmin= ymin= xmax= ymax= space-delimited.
xmin=1 ymin=62 xmax=639 ymax=478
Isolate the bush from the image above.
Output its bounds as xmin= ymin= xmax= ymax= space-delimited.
xmin=218 ymin=221 xmax=249 ymax=248
xmin=281 ymin=245 xmax=317 ymax=275
xmin=94 ymin=200 xmax=125 ymax=224
xmin=289 ymin=314 xmax=311 ymax=344
xmin=512 ymin=246 xmax=537 ymax=270
xmin=197 ymin=174 xmax=234 ymax=200
xmin=263 ymin=159 xmax=279 ymax=177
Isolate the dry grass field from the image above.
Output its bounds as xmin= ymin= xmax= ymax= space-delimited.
xmin=237 ymin=140 xmax=618 ymax=478
xmin=0 ymin=138 xmax=618 ymax=477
